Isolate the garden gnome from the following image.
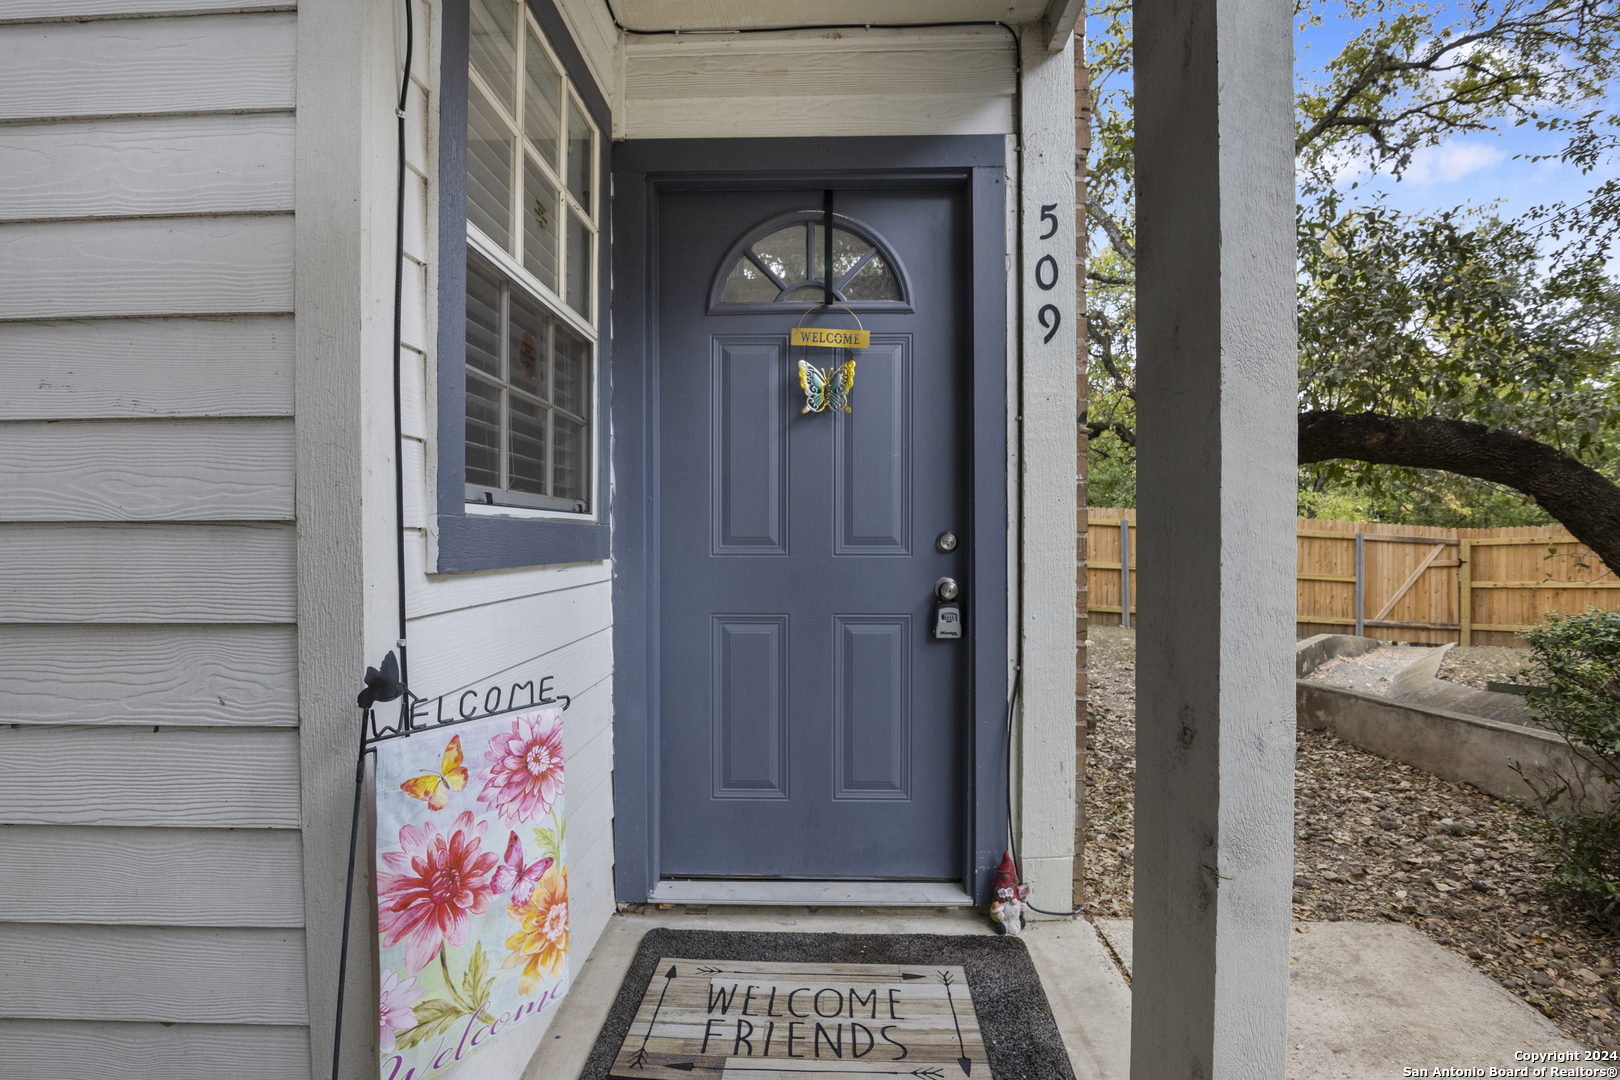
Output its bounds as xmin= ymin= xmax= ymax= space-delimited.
xmin=989 ymin=851 xmax=1031 ymax=935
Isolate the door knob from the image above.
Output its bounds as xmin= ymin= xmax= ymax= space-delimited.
xmin=935 ymin=577 xmax=959 ymax=601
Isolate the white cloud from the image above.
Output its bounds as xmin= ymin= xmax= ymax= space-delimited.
xmin=1402 ymin=141 xmax=1506 ymax=185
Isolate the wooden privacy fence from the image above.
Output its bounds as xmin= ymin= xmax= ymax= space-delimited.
xmin=1086 ymin=509 xmax=1619 ymax=646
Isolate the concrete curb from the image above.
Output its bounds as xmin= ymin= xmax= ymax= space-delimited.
xmin=1386 ymin=642 xmax=1532 ymax=725
xmin=1295 ymin=632 xmax=1383 ymax=678
xmin=1294 ymin=634 xmax=1608 ymax=811
xmin=1295 ymin=680 xmax=1612 ymax=812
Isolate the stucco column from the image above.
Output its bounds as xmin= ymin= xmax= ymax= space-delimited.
xmin=1016 ymin=24 xmax=1080 ymax=918
xmin=1131 ymin=0 xmax=1297 ymax=1073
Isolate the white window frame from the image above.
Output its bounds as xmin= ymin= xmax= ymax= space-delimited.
xmin=463 ymin=0 xmax=600 ymax=518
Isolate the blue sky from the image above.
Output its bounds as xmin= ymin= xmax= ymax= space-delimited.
xmin=1296 ymin=4 xmax=1613 ymax=226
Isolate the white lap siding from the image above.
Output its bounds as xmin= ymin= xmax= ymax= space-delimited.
xmin=619 ymin=25 xmax=1016 ymax=140
xmin=0 ymin=6 xmax=307 ymax=1079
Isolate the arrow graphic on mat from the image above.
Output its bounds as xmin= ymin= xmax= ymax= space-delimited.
xmin=626 ymin=966 xmax=679 ymax=1069
xmin=938 ymin=971 xmax=971 ymax=1076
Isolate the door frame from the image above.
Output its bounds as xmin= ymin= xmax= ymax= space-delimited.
xmin=609 ymin=136 xmax=1009 ymax=905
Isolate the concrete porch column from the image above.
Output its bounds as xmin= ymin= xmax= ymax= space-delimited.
xmin=1131 ymin=0 xmax=1298 ymax=1074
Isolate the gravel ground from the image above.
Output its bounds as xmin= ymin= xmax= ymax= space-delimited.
xmin=1306 ymin=643 xmax=1438 ymax=694
xmin=1439 ymin=644 xmax=1538 ymax=690
xmin=1082 ymin=626 xmax=1618 ymax=1047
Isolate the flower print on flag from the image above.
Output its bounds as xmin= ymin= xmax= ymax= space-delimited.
xmin=478 ymin=710 xmax=564 ymax=824
xmin=377 ymin=810 xmax=499 ymax=972
xmin=503 ymin=863 xmax=568 ymax=995
xmin=378 ymin=968 xmax=425 ymax=1052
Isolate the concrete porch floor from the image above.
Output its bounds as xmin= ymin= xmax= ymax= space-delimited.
xmin=523 ymin=908 xmax=1571 ymax=1080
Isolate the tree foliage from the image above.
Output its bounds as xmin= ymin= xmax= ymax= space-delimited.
xmin=1511 ymin=609 xmax=1620 ymax=911
xmin=1082 ymin=0 xmax=1620 ymax=550
xmin=1298 ymin=202 xmax=1620 ymax=461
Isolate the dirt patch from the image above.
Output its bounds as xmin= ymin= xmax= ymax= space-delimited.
xmin=1306 ymin=643 xmax=1437 ymax=695
xmin=1439 ymin=645 xmax=1537 ymax=691
xmin=1081 ymin=627 xmax=1619 ymax=1047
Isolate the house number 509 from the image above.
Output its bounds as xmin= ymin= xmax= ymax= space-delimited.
xmin=1036 ymin=202 xmax=1062 ymax=344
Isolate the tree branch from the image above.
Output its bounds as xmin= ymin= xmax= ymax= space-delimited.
xmin=1084 ymin=197 xmax=1136 ymax=265
xmin=1084 ymin=419 xmax=1138 ymax=447
xmin=1300 ymin=410 xmax=1620 ymax=572
xmin=1086 ymin=314 xmax=1136 ymax=398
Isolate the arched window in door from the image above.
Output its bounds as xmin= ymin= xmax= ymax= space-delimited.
xmin=709 ymin=210 xmax=913 ymax=313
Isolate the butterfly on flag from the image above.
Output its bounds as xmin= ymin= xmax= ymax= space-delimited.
xmin=399 ymin=734 xmax=469 ymax=811
xmin=798 ymin=358 xmax=855 ymax=415
xmin=492 ymin=831 xmax=555 ymax=906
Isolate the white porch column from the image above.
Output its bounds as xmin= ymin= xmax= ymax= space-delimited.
xmin=1131 ymin=0 xmax=1297 ymax=1073
xmin=1016 ymin=24 xmax=1080 ymax=917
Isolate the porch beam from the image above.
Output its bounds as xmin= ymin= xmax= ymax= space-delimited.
xmin=1132 ymin=0 xmax=1297 ymax=1074
xmin=1042 ymin=0 xmax=1085 ymax=52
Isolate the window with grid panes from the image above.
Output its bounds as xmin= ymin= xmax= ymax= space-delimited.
xmin=464 ymin=0 xmax=597 ymax=513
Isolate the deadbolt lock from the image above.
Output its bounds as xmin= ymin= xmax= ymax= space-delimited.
xmin=932 ymin=577 xmax=963 ymax=640
xmin=935 ymin=531 xmax=958 ymax=553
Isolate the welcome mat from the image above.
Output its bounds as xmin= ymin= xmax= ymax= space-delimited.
xmin=580 ymin=929 xmax=1076 ymax=1080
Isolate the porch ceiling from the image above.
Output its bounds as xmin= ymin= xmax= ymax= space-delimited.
xmin=608 ymin=0 xmax=1051 ymax=33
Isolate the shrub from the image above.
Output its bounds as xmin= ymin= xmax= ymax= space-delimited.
xmin=1513 ymin=609 xmax=1620 ymax=910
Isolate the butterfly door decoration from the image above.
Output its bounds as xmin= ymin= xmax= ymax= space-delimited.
xmin=399 ymin=734 xmax=470 ymax=810
xmin=798 ymin=358 xmax=856 ymax=415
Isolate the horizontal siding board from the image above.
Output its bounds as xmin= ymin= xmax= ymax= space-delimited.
xmin=401 ymin=253 xmax=427 ymax=351
xmin=0 ymin=624 xmax=296 ymax=727
xmin=0 ymin=726 xmax=300 ymax=827
xmin=627 ymin=94 xmax=1014 ymax=138
xmin=0 ymin=522 xmax=296 ymax=623
xmin=403 ymin=169 xmax=428 ymax=261
xmin=409 ymin=628 xmax=613 ymax=731
xmin=611 ymin=1 xmax=1043 ymax=31
xmin=0 ymin=316 xmax=293 ymax=420
xmin=0 ymin=13 xmax=296 ymax=121
xmin=0 ymin=418 xmax=294 ymax=522
xmin=0 ymin=215 xmax=293 ymax=320
xmin=623 ymin=30 xmax=1015 ymax=138
xmin=0 ymin=825 xmax=304 ymax=926
xmin=0 ymin=923 xmax=307 ymax=1024
xmin=406 ymin=74 xmax=429 ymax=176
xmin=402 ymin=344 xmax=427 ymax=440
xmin=0 ymin=1 xmax=295 ymax=21
xmin=406 ymin=530 xmax=612 ymax=616
xmin=0 ymin=113 xmax=294 ymax=222
xmin=626 ymin=45 xmax=1015 ymax=99
xmin=405 ymin=584 xmax=612 ymax=694
xmin=0 ymin=1019 xmax=310 ymax=1080
xmin=404 ymin=435 xmax=427 ymax=529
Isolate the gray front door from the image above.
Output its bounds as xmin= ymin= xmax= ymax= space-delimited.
xmin=657 ymin=187 xmax=969 ymax=880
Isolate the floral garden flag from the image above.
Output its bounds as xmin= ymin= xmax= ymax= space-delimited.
xmin=374 ymin=708 xmax=568 ymax=1078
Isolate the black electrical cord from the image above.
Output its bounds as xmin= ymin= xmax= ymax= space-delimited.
xmin=392 ymin=0 xmax=413 ymax=690
xmin=598 ymin=0 xmax=1019 ymax=50
xmin=1004 ymin=667 xmax=1087 ymax=919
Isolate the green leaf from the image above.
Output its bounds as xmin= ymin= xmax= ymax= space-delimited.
xmin=393 ymin=997 xmax=466 ymax=1050
xmin=462 ymin=942 xmax=489 ymax=1005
